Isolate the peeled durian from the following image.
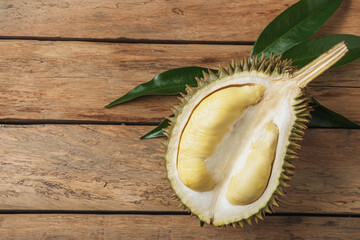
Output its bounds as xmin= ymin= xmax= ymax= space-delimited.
xmin=164 ymin=42 xmax=348 ymax=227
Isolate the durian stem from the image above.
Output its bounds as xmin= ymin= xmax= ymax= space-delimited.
xmin=293 ymin=42 xmax=348 ymax=88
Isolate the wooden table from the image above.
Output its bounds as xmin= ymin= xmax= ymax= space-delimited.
xmin=0 ymin=1 xmax=359 ymax=239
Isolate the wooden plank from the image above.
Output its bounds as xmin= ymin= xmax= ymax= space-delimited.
xmin=0 ymin=125 xmax=359 ymax=214
xmin=0 ymin=1 xmax=359 ymax=41
xmin=0 ymin=40 xmax=359 ymax=123
xmin=0 ymin=214 xmax=359 ymax=239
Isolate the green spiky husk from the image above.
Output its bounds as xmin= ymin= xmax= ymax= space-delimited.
xmin=162 ymin=54 xmax=312 ymax=227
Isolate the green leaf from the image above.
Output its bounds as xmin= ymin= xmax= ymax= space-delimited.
xmin=140 ymin=99 xmax=359 ymax=139
xmin=200 ymin=220 xmax=205 ymax=227
xmin=105 ymin=67 xmax=211 ymax=108
xmin=251 ymin=0 xmax=343 ymax=58
xmin=282 ymin=34 xmax=360 ymax=68
xmin=309 ymin=98 xmax=360 ymax=128
xmin=140 ymin=115 xmax=173 ymax=139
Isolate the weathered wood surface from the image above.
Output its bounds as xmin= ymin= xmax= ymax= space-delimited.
xmin=0 ymin=40 xmax=359 ymax=123
xmin=0 ymin=1 xmax=359 ymax=41
xmin=0 ymin=215 xmax=359 ymax=239
xmin=0 ymin=125 xmax=359 ymax=214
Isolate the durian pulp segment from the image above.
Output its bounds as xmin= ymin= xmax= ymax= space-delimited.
xmin=226 ymin=122 xmax=279 ymax=205
xmin=177 ymin=85 xmax=266 ymax=192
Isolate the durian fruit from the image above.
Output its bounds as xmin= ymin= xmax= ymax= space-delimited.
xmin=164 ymin=42 xmax=348 ymax=227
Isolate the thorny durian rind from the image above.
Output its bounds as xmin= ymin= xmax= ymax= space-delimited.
xmin=163 ymin=43 xmax=348 ymax=227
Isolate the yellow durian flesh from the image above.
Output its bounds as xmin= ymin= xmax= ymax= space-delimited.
xmin=226 ymin=122 xmax=279 ymax=205
xmin=177 ymin=85 xmax=266 ymax=192
xmin=164 ymin=42 xmax=348 ymax=226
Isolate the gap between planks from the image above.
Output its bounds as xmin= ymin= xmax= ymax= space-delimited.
xmin=0 ymin=36 xmax=255 ymax=45
xmin=0 ymin=210 xmax=360 ymax=219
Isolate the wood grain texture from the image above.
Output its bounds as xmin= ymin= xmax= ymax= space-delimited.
xmin=0 ymin=125 xmax=359 ymax=213
xmin=0 ymin=0 xmax=359 ymax=41
xmin=0 ymin=40 xmax=359 ymax=123
xmin=0 ymin=214 xmax=359 ymax=239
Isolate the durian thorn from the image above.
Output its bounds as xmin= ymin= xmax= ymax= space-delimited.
xmin=163 ymin=131 xmax=169 ymax=138
xmin=202 ymin=71 xmax=210 ymax=83
xmin=264 ymin=63 xmax=273 ymax=74
xmin=292 ymin=128 xmax=304 ymax=136
xmin=179 ymin=92 xmax=186 ymax=98
xmin=296 ymin=117 xmax=310 ymax=124
xmin=239 ymin=221 xmax=244 ymax=228
xmin=260 ymin=52 xmax=266 ymax=62
xmin=294 ymin=105 xmax=308 ymax=111
xmin=243 ymin=57 xmax=249 ymax=71
xmin=254 ymin=217 xmax=259 ymax=224
xmin=275 ymin=54 xmax=282 ymax=63
xmin=234 ymin=63 xmax=242 ymax=73
xmin=208 ymin=69 xmax=218 ymax=81
xmin=161 ymin=141 xmax=168 ymax=148
xmin=284 ymin=161 xmax=295 ymax=169
xmin=285 ymin=169 xmax=295 ymax=175
xmin=218 ymin=66 xmax=228 ymax=78
xmin=250 ymin=56 xmax=258 ymax=71
xmin=231 ymin=59 xmax=235 ymax=68
xmin=258 ymin=59 xmax=266 ymax=72
xmin=285 ymin=156 xmax=298 ymax=162
xmin=177 ymin=96 xmax=185 ymax=104
xmin=293 ymin=42 xmax=348 ymax=88
xmin=281 ymin=173 xmax=292 ymax=181
xmin=288 ymin=142 xmax=301 ymax=150
xmin=264 ymin=205 xmax=272 ymax=214
xmin=289 ymin=135 xmax=302 ymax=141
xmin=195 ymin=77 xmax=201 ymax=86
xmin=166 ymin=116 xmax=175 ymax=123
xmin=276 ymin=188 xmax=285 ymax=197
xmin=227 ymin=63 xmax=234 ymax=74
xmin=257 ymin=212 xmax=264 ymax=220
xmin=232 ymin=223 xmax=236 ymax=228
xmin=296 ymin=113 xmax=311 ymax=119
xmin=185 ymin=84 xmax=195 ymax=95
xmin=295 ymin=107 xmax=310 ymax=114
xmin=294 ymin=122 xmax=307 ymax=130
xmin=271 ymin=198 xmax=279 ymax=207
xmin=280 ymin=181 xmax=290 ymax=187
xmin=246 ymin=218 xmax=252 ymax=225
xmin=286 ymin=148 xmax=297 ymax=155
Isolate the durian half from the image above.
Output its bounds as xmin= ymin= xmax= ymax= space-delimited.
xmin=164 ymin=42 xmax=348 ymax=227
